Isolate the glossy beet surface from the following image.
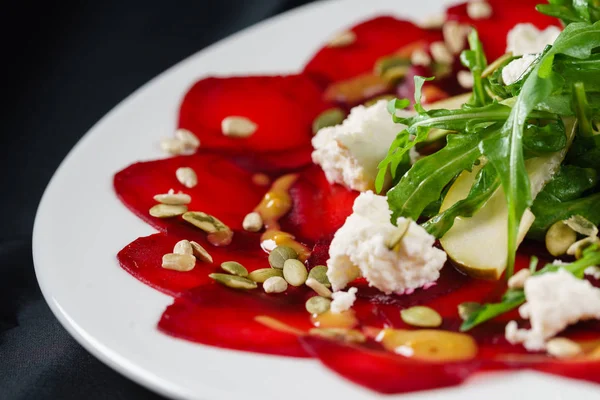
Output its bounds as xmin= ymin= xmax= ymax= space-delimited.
xmin=114 ymin=6 xmax=600 ymax=395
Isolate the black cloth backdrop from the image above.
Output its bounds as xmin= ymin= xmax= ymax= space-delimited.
xmin=0 ymin=1 xmax=315 ymax=398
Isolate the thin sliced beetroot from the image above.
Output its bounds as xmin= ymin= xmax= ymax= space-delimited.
xmin=178 ymin=74 xmax=329 ymax=167
xmin=446 ymin=0 xmax=561 ymax=61
xmin=159 ymin=284 xmax=312 ymax=358
xmin=301 ymin=336 xmax=479 ymax=394
xmin=118 ymin=233 xmax=216 ymax=296
xmin=303 ymin=16 xmax=442 ymax=85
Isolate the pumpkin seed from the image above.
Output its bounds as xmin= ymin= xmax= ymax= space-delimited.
xmin=546 ymin=221 xmax=577 ymax=256
xmin=183 ymin=211 xmax=229 ymax=233
xmin=176 ymin=167 xmax=198 ymax=188
xmin=162 ymin=253 xmax=196 ymax=272
xmin=309 ymin=328 xmax=366 ymax=343
xmin=153 ymin=192 xmax=191 ymax=205
xmin=457 ymin=70 xmax=474 ymax=89
xmin=567 ymin=236 xmax=600 ymax=259
xmin=248 ymin=268 xmax=283 ymax=283
xmin=268 ymin=246 xmax=298 ymax=269
xmin=173 ymin=239 xmax=193 ymax=255
xmin=283 ymin=259 xmax=308 ymax=286
xmin=305 ymin=277 xmax=332 ymax=298
xmin=160 ymin=137 xmax=187 ymax=155
xmin=507 ymin=269 xmax=531 ymax=290
xmin=466 ymin=0 xmax=492 ymax=20
xmin=263 ymin=276 xmax=288 ymax=294
xmin=387 ymin=218 xmax=412 ymax=250
xmin=242 ymin=212 xmax=263 ymax=232
xmin=565 ymin=215 xmax=598 ymax=238
xmin=209 ymin=273 xmax=257 ymax=290
xmin=221 ymin=116 xmax=258 ymax=138
xmin=374 ymin=55 xmax=411 ymax=76
xmin=220 ymin=261 xmax=248 ymax=277
xmin=312 ymin=108 xmax=346 ymax=134
xmin=252 ymin=173 xmax=270 ymax=186
xmin=327 ymin=30 xmax=356 ymax=48
xmin=411 ymin=49 xmax=432 ymax=67
xmin=430 ymin=41 xmax=453 ymax=64
xmin=381 ymin=65 xmax=410 ymax=83
xmin=207 ymin=230 xmax=234 ymax=247
xmin=189 ymin=241 xmax=213 ymax=263
xmin=149 ymin=204 xmax=188 ymax=218
xmin=305 ymin=296 xmax=331 ymax=315
xmin=457 ymin=302 xmax=481 ymax=321
xmin=546 ymin=337 xmax=582 ymax=358
xmin=416 ymin=13 xmax=445 ymax=29
xmin=308 ymin=265 xmax=331 ymax=288
xmin=401 ymin=306 xmax=443 ymax=328
xmin=443 ymin=20 xmax=469 ymax=54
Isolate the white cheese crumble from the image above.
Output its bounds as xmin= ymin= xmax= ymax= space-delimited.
xmin=506 ymin=23 xmax=561 ymax=56
xmin=585 ymin=266 xmax=600 ymax=280
xmin=501 ymin=54 xmax=538 ymax=85
xmin=505 ymin=269 xmax=600 ymax=351
xmin=326 ymin=191 xmax=447 ymax=294
xmin=330 ymin=287 xmax=358 ymax=313
xmin=311 ymin=100 xmax=410 ymax=191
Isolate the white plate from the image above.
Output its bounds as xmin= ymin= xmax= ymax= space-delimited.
xmin=33 ymin=0 xmax=599 ymax=399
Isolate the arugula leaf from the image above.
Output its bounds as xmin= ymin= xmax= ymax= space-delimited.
xmin=537 ymin=0 xmax=600 ymax=24
xmin=413 ymin=76 xmax=435 ymax=114
xmin=572 ymin=82 xmax=595 ymax=136
xmin=481 ymin=21 xmax=600 ymax=278
xmin=540 ymin=165 xmax=598 ymax=201
xmin=460 ymin=30 xmax=490 ymax=107
xmin=422 ymin=163 xmax=501 ymax=238
xmin=522 ymin=120 xmax=567 ymax=155
xmin=387 ymin=123 xmax=502 ymax=221
xmin=460 ymin=244 xmax=600 ymax=331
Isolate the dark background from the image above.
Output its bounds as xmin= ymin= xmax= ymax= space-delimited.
xmin=0 ymin=1 xmax=314 ymax=398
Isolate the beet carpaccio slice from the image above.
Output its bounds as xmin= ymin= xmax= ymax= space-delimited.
xmin=113 ymin=4 xmax=600 ymax=396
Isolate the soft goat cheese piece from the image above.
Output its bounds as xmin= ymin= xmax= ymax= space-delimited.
xmin=326 ymin=191 xmax=447 ymax=294
xmin=506 ymin=23 xmax=561 ymax=56
xmin=501 ymin=54 xmax=538 ymax=85
xmin=505 ymin=269 xmax=600 ymax=351
xmin=311 ymin=100 xmax=410 ymax=192
xmin=330 ymin=287 xmax=358 ymax=313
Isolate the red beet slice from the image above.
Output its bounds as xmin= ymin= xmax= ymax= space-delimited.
xmin=303 ymin=16 xmax=442 ymax=85
xmin=446 ymin=0 xmax=561 ymax=61
xmin=117 ymin=233 xmax=216 ymax=296
xmin=178 ymin=74 xmax=330 ymax=169
xmin=301 ymin=336 xmax=479 ymax=394
xmin=159 ymin=284 xmax=312 ymax=357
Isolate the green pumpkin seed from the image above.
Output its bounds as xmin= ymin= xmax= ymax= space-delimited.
xmin=248 ymin=268 xmax=283 ymax=283
xmin=183 ymin=211 xmax=229 ymax=233
xmin=268 ymin=246 xmax=298 ymax=269
xmin=283 ymin=259 xmax=308 ymax=286
xmin=149 ymin=204 xmax=188 ymax=218
xmin=189 ymin=241 xmax=213 ymax=263
xmin=305 ymin=296 xmax=331 ymax=315
xmin=309 ymin=328 xmax=366 ymax=343
xmin=209 ymin=273 xmax=257 ymax=290
xmin=308 ymin=265 xmax=331 ymax=288
xmin=374 ymin=55 xmax=411 ymax=76
xmin=220 ymin=261 xmax=248 ymax=277
xmin=401 ymin=306 xmax=443 ymax=328
xmin=457 ymin=302 xmax=482 ymax=321
xmin=545 ymin=221 xmax=577 ymax=257
xmin=312 ymin=108 xmax=346 ymax=134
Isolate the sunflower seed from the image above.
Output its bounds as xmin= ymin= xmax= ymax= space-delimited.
xmin=221 ymin=116 xmax=257 ymax=138
xmin=242 ymin=212 xmax=263 ymax=232
xmin=457 ymin=70 xmax=474 ymax=89
xmin=268 ymin=246 xmax=298 ymax=269
xmin=173 ymin=239 xmax=193 ymax=255
xmin=207 ymin=230 xmax=234 ymax=247
xmin=153 ymin=192 xmax=191 ymax=205
xmin=175 ymin=128 xmax=200 ymax=150
xmin=160 ymin=138 xmax=187 ymax=155
xmin=443 ymin=21 xmax=469 ymax=54
xmin=305 ymin=296 xmax=331 ymax=315
xmin=149 ymin=204 xmax=188 ymax=218
xmin=283 ymin=259 xmax=308 ymax=287
xmin=306 ymin=277 xmax=332 ymax=298
xmin=508 ymin=269 xmax=531 ymax=289
xmin=220 ymin=261 xmax=248 ymax=277
xmin=327 ymin=30 xmax=356 ymax=48
xmin=417 ymin=13 xmax=445 ymax=29
xmin=430 ymin=41 xmax=453 ymax=64
xmin=312 ymin=108 xmax=346 ymax=134
xmin=248 ymin=268 xmax=283 ymax=283
xmin=162 ymin=253 xmax=196 ymax=271
xmin=401 ymin=306 xmax=443 ymax=328
xmin=308 ymin=265 xmax=331 ymax=288
xmin=183 ymin=211 xmax=229 ymax=233
xmin=546 ymin=221 xmax=577 ymax=256
xmin=467 ymin=1 xmax=493 ymax=20
xmin=309 ymin=328 xmax=366 ymax=343
xmin=189 ymin=241 xmax=213 ymax=263
xmin=263 ymin=276 xmax=288 ymax=293
xmin=176 ymin=167 xmax=198 ymax=189
xmin=411 ymin=49 xmax=432 ymax=67
xmin=209 ymin=273 xmax=257 ymax=290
